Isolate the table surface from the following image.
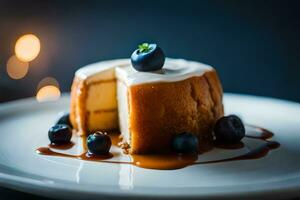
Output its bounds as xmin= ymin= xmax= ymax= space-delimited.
xmin=0 ymin=186 xmax=299 ymax=200
xmin=0 ymin=187 xmax=54 ymax=200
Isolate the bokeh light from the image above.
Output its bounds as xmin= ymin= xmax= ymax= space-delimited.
xmin=37 ymin=77 xmax=60 ymax=91
xmin=36 ymin=85 xmax=61 ymax=102
xmin=15 ymin=34 xmax=41 ymax=62
xmin=36 ymin=77 xmax=61 ymax=102
xmin=6 ymin=55 xmax=29 ymax=79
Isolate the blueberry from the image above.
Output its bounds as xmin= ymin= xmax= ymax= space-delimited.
xmin=48 ymin=124 xmax=72 ymax=144
xmin=131 ymin=43 xmax=165 ymax=72
xmin=214 ymin=115 xmax=245 ymax=143
xmin=172 ymin=132 xmax=199 ymax=153
xmin=55 ymin=112 xmax=72 ymax=128
xmin=87 ymin=132 xmax=111 ymax=155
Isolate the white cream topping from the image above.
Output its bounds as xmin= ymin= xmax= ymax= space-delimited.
xmin=75 ymin=59 xmax=129 ymax=84
xmin=75 ymin=58 xmax=213 ymax=86
xmin=116 ymin=58 xmax=213 ymax=86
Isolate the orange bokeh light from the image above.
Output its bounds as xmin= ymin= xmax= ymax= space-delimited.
xmin=36 ymin=85 xmax=61 ymax=102
xmin=37 ymin=77 xmax=60 ymax=91
xmin=6 ymin=55 xmax=29 ymax=79
xmin=15 ymin=34 xmax=41 ymax=62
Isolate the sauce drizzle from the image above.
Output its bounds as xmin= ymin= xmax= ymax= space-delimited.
xmin=36 ymin=125 xmax=280 ymax=170
xmin=48 ymin=142 xmax=75 ymax=150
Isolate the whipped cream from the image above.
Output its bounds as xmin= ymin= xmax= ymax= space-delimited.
xmin=75 ymin=58 xmax=213 ymax=86
xmin=116 ymin=58 xmax=213 ymax=86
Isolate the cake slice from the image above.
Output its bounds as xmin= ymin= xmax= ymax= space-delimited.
xmin=116 ymin=59 xmax=223 ymax=154
xmin=70 ymin=58 xmax=223 ymax=154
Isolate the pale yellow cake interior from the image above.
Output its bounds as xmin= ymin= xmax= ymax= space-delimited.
xmin=83 ymin=68 xmax=119 ymax=132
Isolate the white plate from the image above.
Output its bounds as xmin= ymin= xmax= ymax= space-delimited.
xmin=0 ymin=93 xmax=299 ymax=200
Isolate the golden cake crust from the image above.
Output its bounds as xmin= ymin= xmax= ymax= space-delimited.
xmin=70 ymin=76 xmax=87 ymax=135
xmin=128 ymin=69 xmax=223 ymax=154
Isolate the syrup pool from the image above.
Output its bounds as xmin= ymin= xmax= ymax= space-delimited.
xmin=36 ymin=125 xmax=280 ymax=170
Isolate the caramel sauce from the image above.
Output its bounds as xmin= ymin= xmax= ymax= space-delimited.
xmin=36 ymin=125 xmax=280 ymax=170
xmin=131 ymin=153 xmax=198 ymax=170
xmin=48 ymin=142 xmax=75 ymax=150
xmin=36 ymin=147 xmax=114 ymax=161
xmin=197 ymin=141 xmax=280 ymax=164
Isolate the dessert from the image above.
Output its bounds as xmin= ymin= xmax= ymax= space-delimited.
xmin=37 ymin=43 xmax=280 ymax=170
xmin=116 ymin=60 xmax=223 ymax=154
xmin=70 ymin=43 xmax=223 ymax=154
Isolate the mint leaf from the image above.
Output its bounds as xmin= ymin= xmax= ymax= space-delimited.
xmin=138 ymin=43 xmax=151 ymax=53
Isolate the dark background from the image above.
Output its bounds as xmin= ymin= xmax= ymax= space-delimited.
xmin=1 ymin=0 xmax=300 ymax=103
xmin=0 ymin=0 xmax=300 ymax=199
